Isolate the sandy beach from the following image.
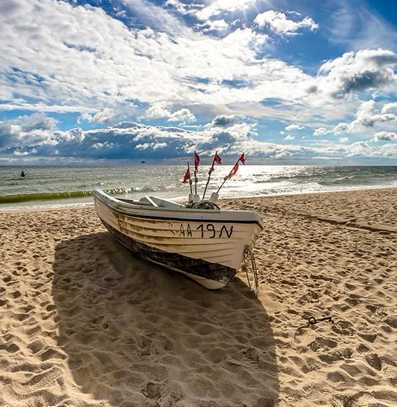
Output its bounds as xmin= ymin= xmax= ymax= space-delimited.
xmin=0 ymin=188 xmax=396 ymax=407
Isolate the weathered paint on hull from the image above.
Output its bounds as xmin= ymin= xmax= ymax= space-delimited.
xmin=102 ymin=220 xmax=236 ymax=289
xmin=94 ymin=193 xmax=262 ymax=289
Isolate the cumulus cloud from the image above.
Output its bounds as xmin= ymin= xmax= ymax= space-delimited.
xmin=352 ymin=100 xmax=396 ymax=127
xmin=211 ymin=115 xmax=238 ymax=127
xmin=15 ymin=112 xmax=57 ymax=132
xmin=333 ymin=122 xmax=351 ymax=134
xmin=373 ymin=131 xmax=397 ymax=141
xmin=0 ymin=113 xmax=57 ymax=152
xmin=381 ymin=102 xmax=397 ymax=114
xmin=144 ymin=102 xmax=196 ymax=124
xmin=81 ymin=108 xmax=124 ymax=125
xmin=120 ymin=0 xmax=190 ymax=35
xmin=2 ymin=114 xmax=397 ymax=161
xmin=0 ymin=115 xmax=308 ymax=160
xmin=317 ymin=49 xmax=397 ymax=98
xmin=195 ymin=0 xmax=255 ymax=21
xmin=328 ymin=100 xmax=397 ymax=136
xmin=310 ymin=140 xmax=397 ymax=160
xmin=1 ymin=0 xmax=397 ymax=164
xmin=285 ymin=124 xmax=304 ymax=131
xmin=0 ymin=0 xmax=284 ymax=117
xmin=5 ymin=0 xmax=390 ymax=128
xmin=144 ymin=102 xmax=172 ymax=120
xmin=200 ymin=19 xmax=229 ymax=33
xmin=254 ymin=10 xmax=318 ymax=36
xmin=313 ymin=127 xmax=329 ymax=137
xmin=168 ymin=108 xmax=196 ymax=123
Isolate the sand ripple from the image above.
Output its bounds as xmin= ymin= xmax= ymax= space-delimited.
xmin=1 ymin=188 xmax=397 ymax=406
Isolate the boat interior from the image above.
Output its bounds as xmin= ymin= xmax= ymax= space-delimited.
xmin=118 ymin=195 xmax=185 ymax=209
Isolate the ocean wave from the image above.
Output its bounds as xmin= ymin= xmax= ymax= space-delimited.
xmin=0 ymin=185 xmax=167 ymax=204
xmin=0 ymin=191 xmax=94 ymax=204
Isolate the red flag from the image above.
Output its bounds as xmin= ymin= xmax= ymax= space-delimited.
xmin=194 ymin=151 xmax=200 ymax=172
xmin=228 ymin=162 xmax=239 ymax=178
xmin=226 ymin=153 xmax=245 ymax=179
xmin=182 ymin=166 xmax=191 ymax=183
xmin=214 ymin=151 xmax=222 ymax=165
xmin=209 ymin=151 xmax=222 ymax=174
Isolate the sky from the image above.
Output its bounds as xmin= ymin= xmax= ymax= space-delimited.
xmin=1 ymin=0 xmax=397 ymax=164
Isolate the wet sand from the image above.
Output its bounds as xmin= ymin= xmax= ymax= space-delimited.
xmin=0 ymin=188 xmax=396 ymax=406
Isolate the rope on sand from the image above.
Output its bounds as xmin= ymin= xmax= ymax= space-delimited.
xmin=266 ymin=207 xmax=397 ymax=234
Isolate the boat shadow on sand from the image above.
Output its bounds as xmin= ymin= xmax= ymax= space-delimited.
xmin=53 ymin=232 xmax=279 ymax=406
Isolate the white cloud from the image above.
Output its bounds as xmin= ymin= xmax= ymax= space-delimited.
xmin=254 ymin=10 xmax=318 ymax=36
xmin=15 ymin=112 xmax=57 ymax=132
xmin=0 ymin=113 xmax=57 ymax=151
xmin=0 ymin=0 xmax=297 ymax=117
xmin=6 ymin=0 xmax=392 ymax=128
xmin=136 ymin=141 xmax=168 ymax=150
xmin=211 ymin=115 xmax=238 ymax=127
xmin=144 ymin=102 xmax=196 ymax=124
xmin=120 ymin=0 xmax=190 ymax=35
xmin=165 ymin=0 xmax=196 ymax=15
xmin=2 ymin=116 xmax=397 ymax=161
xmin=195 ymin=0 xmax=256 ymax=21
xmin=373 ymin=131 xmax=397 ymax=141
xmin=328 ymin=100 xmax=397 ymax=137
xmin=333 ymin=122 xmax=351 ymax=134
xmin=313 ymin=127 xmax=329 ymax=137
xmin=317 ymin=49 xmax=397 ymax=98
xmin=144 ymin=102 xmax=171 ymax=120
xmin=200 ymin=19 xmax=229 ymax=33
xmin=0 ymin=118 xmax=288 ymax=159
xmin=352 ymin=100 xmax=396 ymax=127
xmin=381 ymin=102 xmax=397 ymax=114
xmin=310 ymin=140 xmax=397 ymax=160
xmin=0 ymin=102 xmax=95 ymax=114
xmin=168 ymin=108 xmax=196 ymax=124
xmin=285 ymin=124 xmax=304 ymax=131
xmin=284 ymin=134 xmax=295 ymax=140
xmin=1 ymin=0 xmax=396 ymax=154
xmin=81 ymin=108 xmax=119 ymax=125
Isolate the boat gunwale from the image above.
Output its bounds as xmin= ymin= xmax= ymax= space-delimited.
xmin=95 ymin=189 xmax=264 ymax=228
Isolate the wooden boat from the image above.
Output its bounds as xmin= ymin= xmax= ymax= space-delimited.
xmin=94 ymin=189 xmax=263 ymax=289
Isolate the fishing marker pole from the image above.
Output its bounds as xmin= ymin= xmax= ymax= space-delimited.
xmin=188 ymin=162 xmax=193 ymax=196
xmin=202 ymin=153 xmax=216 ymax=201
xmin=216 ymin=153 xmax=244 ymax=195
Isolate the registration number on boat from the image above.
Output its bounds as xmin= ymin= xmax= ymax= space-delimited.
xmin=173 ymin=223 xmax=233 ymax=239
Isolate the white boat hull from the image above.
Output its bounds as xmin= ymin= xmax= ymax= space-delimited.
xmin=94 ymin=190 xmax=263 ymax=289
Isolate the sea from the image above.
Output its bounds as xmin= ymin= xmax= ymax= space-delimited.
xmin=1 ymin=165 xmax=397 ymax=210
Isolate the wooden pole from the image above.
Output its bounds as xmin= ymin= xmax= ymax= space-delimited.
xmin=194 ymin=169 xmax=198 ymax=197
xmin=216 ymin=156 xmax=240 ymax=194
xmin=202 ymin=153 xmax=217 ymax=200
xmin=216 ymin=177 xmax=228 ymax=194
xmin=188 ymin=162 xmax=193 ymax=196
